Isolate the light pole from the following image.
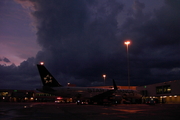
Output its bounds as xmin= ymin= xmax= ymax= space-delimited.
xmin=124 ymin=41 xmax=130 ymax=89
xmin=103 ymin=74 xmax=106 ymax=86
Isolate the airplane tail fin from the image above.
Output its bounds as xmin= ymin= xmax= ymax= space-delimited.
xmin=113 ymin=79 xmax=118 ymax=90
xmin=37 ymin=64 xmax=62 ymax=87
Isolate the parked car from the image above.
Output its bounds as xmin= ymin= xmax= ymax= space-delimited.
xmin=146 ymin=98 xmax=156 ymax=105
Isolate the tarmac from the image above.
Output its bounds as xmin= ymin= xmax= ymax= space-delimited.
xmin=1 ymin=102 xmax=180 ymax=120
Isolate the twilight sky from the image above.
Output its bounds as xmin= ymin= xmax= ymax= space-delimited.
xmin=0 ymin=0 xmax=180 ymax=90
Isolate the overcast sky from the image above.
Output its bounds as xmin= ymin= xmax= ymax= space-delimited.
xmin=1 ymin=0 xmax=180 ymax=90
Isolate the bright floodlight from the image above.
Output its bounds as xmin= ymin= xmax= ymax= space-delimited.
xmin=103 ymin=74 xmax=106 ymax=86
xmin=40 ymin=62 xmax=44 ymax=65
xmin=124 ymin=41 xmax=130 ymax=45
xmin=103 ymin=74 xmax=106 ymax=78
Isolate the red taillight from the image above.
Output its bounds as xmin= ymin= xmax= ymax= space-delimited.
xmin=57 ymin=97 xmax=62 ymax=100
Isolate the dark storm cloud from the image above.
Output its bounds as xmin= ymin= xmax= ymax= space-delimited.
xmin=4 ymin=57 xmax=11 ymax=63
xmin=33 ymin=0 xmax=180 ymax=86
xmin=0 ymin=57 xmax=40 ymax=89
xmin=32 ymin=0 xmax=124 ymax=86
xmin=0 ymin=57 xmax=11 ymax=63
xmin=1 ymin=0 xmax=180 ymax=89
xmin=119 ymin=0 xmax=180 ymax=84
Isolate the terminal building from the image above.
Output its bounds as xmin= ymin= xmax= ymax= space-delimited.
xmin=0 ymin=89 xmax=58 ymax=102
xmin=137 ymin=80 xmax=180 ymax=104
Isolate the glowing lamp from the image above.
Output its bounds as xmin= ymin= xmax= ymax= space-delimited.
xmin=124 ymin=41 xmax=130 ymax=45
xmin=40 ymin=62 xmax=44 ymax=65
xmin=103 ymin=74 xmax=106 ymax=78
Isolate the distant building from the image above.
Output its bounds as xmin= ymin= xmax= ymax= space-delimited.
xmin=137 ymin=80 xmax=180 ymax=104
xmin=67 ymin=83 xmax=76 ymax=87
xmin=0 ymin=89 xmax=57 ymax=102
xmin=0 ymin=89 xmax=35 ymax=102
xmin=90 ymin=86 xmax=137 ymax=90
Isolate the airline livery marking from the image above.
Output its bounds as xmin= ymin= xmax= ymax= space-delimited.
xmin=44 ymin=74 xmax=53 ymax=83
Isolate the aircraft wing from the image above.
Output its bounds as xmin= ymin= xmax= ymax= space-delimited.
xmin=89 ymin=79 xmax=118 ymax=104
xmin=90 ymin=89 xmax=115 ymax=101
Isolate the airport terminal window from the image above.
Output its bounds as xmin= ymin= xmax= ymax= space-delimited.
xmin=156 ymin=86 xmax=163 ymax=94
xmin=156 ymin=85 xmax=171 ymax=94
xmin=163 ymin=85 xmax=171 ymax=93
xmin=0 ymin=92 xmax=8 ymax=96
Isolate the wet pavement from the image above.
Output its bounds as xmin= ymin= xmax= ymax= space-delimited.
xmin=0 ymin=102 xmax=180 ymax=120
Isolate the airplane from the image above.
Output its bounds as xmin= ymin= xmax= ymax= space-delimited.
xmin=36 ymin=63 xmax=142 ymax=104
